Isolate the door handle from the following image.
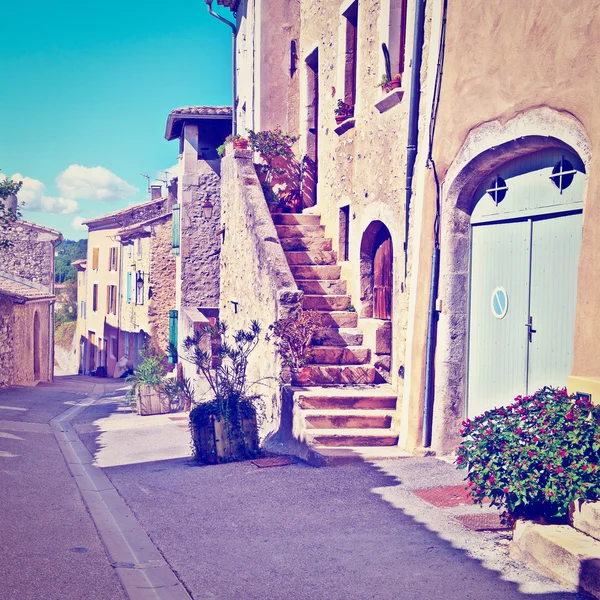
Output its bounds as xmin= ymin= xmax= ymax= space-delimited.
xmin=525 ymin=316 xmax=537 ymax=342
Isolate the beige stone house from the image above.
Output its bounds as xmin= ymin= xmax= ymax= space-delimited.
xmin=78 ymin=192 xmax=172 ymax=376
xmin=0 ymin=194 xmax=62 ymax=386
xmin=208 ymin=0 xmax=600 ymax=467
xmin=164 ymin=106 xmax=230 ymax=396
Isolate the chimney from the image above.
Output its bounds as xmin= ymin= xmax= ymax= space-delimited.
xmin=150 ymin=184 xmax=162 ymax=200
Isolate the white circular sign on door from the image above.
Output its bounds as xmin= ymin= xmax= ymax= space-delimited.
xmin=491 ymin=287 xmax=508 ymax=319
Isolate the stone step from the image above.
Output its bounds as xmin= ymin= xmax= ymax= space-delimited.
xmin=292 ymin=364 xmax=384 ymax=386
xmin=310 ymin=346 xmax=370 ymax=365
xmin=275 ymin=224 xmax=325 ymax=238
xmin=306 ymin=429 xmax=399 ymax=447
xmin=319 ymin=311 xmax=358 ymax=328
xmin=302 ymin=409 xmax=393 ymax=429
xmin=272 ymin=214 xmax=321 ymax=225
xmin=296 ymin=391 xmax=397 ymax=410
xmin=510 ymin=520 xmax=600 ymax=598
xmin=290 ymin=265 xmax=341 ymax=280
xmin=280 ymin=237 xmax=333 ymax=252
xmin=284 ymin=251 xmax=337 ymax=265
xmin=296 ymin=279 xmax=347 ymax=295
xmin=312 ymin=328 xmax=363 ymax=347
xmin=303 ymin=295 xmax=351 ymax=311
xmin=310 ymin=445 xmax=410 ymax=463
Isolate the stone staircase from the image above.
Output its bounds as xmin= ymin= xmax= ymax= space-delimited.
xmin=273 ymin=213 xmax=403 ymax=459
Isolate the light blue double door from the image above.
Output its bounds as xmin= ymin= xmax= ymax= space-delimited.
xmin=467 ymin=149 xmax=584 ymax=417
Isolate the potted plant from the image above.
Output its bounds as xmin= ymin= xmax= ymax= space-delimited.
xmin=161 ymin=376 xmax=195 ymax=412
xmin=248 ymin=128 xmax=300 ymax=214
xmin=126 ymin=348 xmax=169 ymax=416
xmin=379 ymin=73 xmax=402 ymax=94
xmin=457 ymin=386 xmax=600 ymax=527
xmin=266 ymin=309 xmax=323 ymax=384
xmin=183 ymin=320 xmax=264 ymax=464
xmin=217 ymin=134 xmax=249 ymax=157
xmin=334 ymin=100 xmax=354 ymax=124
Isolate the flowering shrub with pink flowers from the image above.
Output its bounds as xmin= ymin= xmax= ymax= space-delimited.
xmin=457 ymin=387 xmax=600 ymax=523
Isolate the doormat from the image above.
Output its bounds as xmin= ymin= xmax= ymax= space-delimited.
xmin=454 ymin=513 xmax=508 ymax=531
xmin=251 ymin=457 xmax=295 ymax=468
xmin=412 ymin=485 xmax=489 ymax=508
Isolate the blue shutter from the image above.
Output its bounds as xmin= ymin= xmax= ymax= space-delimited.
xmin=168 ymin=310 xmax=178 ymax=364
xmin=172 ymin=204 xmax=180 ymax=255
xmin=126 ymin=272 xmax=132 ymax=303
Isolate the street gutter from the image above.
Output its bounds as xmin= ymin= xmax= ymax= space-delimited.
xmin=50 ymin=389 xmax=192 ymax=600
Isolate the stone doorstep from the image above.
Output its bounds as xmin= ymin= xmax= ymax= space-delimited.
xmin=571 ymin=500 xmax=600 ymax=542
xmin=306 ymin=428 xmax=400 ymax=447
xmin=271 ymin=214 xmax=321 ymax=226
xmin=303 ymin=294 xmax=351 ymax=311
xmin=296 ymin=279 xmax=348 ymax=295
xmin=309 ymin=346 xmax=371 ymax=365
xmin=310 ymin=445 xmax=411 ymax=464
xmin=312 ymin=328 xmax=364 ymax=347
xmin=510 ymin=520 xmax=600 ymax=598
xmin=284 ymin=251 xmax=337 ymax=265
xmin=290 ymin=264 xmax=342 ymax=280
xmin=280 ymin=237 xmax=333 ymax=252
xmin=301 ymin=408 xmax=395 ymax=429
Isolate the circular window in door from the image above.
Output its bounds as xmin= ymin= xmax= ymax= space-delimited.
xmin=490 ymin=287 xmax=508 ymax=319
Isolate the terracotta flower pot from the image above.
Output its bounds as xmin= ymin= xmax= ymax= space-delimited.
xmin=233 ymin=138 xmax=248 ymax=150
xmin=335 ymin=114 xmax=348 ymax=125
xmin=291 ymin=366 xmax=312 ymax=385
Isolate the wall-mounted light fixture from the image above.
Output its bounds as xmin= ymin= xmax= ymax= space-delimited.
xmin=202 ymin=200 xmax=214 ymax=220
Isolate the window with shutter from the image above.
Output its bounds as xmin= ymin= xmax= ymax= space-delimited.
xmin=168 ymin=310 xmax=178 ymax=363
xmin=112 ymin=247 xmax=118 ymax=271
xmin=106 ymin=285 xmax=110 ymax=313
xmin=172 ymin=204 xmax=181 ymax=255
xmin=343 ymin=1 xmax=358 ymax=108
xmin=92 ymin=284 xmax=98 ymax=312
xmin=92 ymin=247 xmax=99 ymax=270
xmin=126 ymin=272 xmax=132 ymax=303
xmin=135 ymin=271 xmax=144 ymax=305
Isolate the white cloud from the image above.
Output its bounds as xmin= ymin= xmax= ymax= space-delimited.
xmin=71 ymin=216 xmax=87 ymax=231
xmin=57 ymin=164 xmax=138 ymax=203
xmin=10 ymin=173 xmax=79 ymax=215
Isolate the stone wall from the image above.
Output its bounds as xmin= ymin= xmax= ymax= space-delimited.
xmin=219 ymin=148 xmax=302 ymax=440
xmin=0 ymin=223 xmax=57 ymax=289
xmin=148 ymin=218 xmax=177 ymax=355
xmin=0 ymin=297 xmax=15 ymax=386
xmin=180 ymin=161 xmax=221 ymax=308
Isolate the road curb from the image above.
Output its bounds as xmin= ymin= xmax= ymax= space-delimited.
xmin=50 ymin=390 xmax=193 ymax=600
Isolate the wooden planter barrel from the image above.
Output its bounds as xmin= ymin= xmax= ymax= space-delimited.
xmin=191 ymin=409 xmax=259 ymax=464
xmin=137 ymin=385 xmax=170 ymax=416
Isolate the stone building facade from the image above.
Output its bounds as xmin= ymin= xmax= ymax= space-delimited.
xmin=0 ymin=193 xmax=61 ymax=386
xmin=212 ymin=0 xmax=600 ymax=460
xmin=78 ymin=194 xmax=172 ymax=376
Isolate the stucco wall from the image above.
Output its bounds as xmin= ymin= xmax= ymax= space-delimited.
xmin=406 ymin=0 xmax=600 ymax=453
xmin=219 ymin=148 xmax=302 ymax=440
xmin=12 ymin=301 xmax=51 ymax=386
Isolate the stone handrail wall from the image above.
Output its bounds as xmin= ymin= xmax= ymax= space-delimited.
xmin=219 ymin=147 xmax=303 ymax=440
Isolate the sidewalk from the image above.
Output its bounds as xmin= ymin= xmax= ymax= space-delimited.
xmin=70 ymin=384 xmax=588 ymax=600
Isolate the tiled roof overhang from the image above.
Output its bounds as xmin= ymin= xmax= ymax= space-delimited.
xmin=164 ymin=106 xmax=232 ymax=141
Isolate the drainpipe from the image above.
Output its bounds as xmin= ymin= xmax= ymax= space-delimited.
xmin=204 ymin=0 xmax=238 ymax=135
xmin=50 ymin=235 xmax=62 ymax=382
xmin=403 ymin=0 xmax=427 ymax=285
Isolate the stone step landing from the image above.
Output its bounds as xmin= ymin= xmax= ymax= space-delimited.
xmin=303 ymin=409 xmax=393 ymax=429
xmin=292 ymin=364 xmax=384 ymax=386
xmin=310 ymin=346 xmax=370 ymax=365
xmin=306 ymin=429 xmax=399 ymax=447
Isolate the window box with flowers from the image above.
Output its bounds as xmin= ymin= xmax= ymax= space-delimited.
xmin=334 ymin=99 xmax=354 ymax=125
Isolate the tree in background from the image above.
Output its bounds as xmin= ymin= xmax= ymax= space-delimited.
xmin=0 ymin=175 xmax=22 ymax=250
xmin=55 ymin=238 xmax=88 ymax=283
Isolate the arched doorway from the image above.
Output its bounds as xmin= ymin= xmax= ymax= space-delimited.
xmin=360 ymin=221 xmax=393 ymax=320
xmin=33 ymin=310 xmax=40 ymax=380
xmin=467 ymin=148 xmax=585 ymax=416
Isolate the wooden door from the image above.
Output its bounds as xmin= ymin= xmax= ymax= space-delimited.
xmin=373 ymin=229 xmax=392 ymax=319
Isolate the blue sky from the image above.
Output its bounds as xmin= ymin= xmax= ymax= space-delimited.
xmin=0 ymin=0 xmax=232 ymax=240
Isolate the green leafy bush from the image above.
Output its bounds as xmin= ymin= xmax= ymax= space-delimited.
xmin=457 ymin=387 xmax=600 ymax=523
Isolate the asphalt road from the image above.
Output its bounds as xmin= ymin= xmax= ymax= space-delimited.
xmin=0 ymin=381 xmax=126 ymax=600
